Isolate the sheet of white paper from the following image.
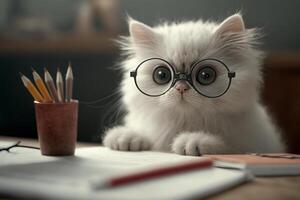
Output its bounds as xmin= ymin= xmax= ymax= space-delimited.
xmin=0 ymin=144 xmax=250 ymax=200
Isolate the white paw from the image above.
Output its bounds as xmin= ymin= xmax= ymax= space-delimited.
xmin=103 ymin=126 xmax=151 ymax=151
xmin=172 ymin=132 xmax=226 ymax=156
xmin=172 ymin=133 xmax=202 ymax=156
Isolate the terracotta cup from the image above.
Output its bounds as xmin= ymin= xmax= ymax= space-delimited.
xmin=34 ymin=100 xmax=78 ymax=156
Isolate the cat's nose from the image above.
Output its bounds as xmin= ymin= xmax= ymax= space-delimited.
xmin=175 ymin=81 xmax=190 ymax=94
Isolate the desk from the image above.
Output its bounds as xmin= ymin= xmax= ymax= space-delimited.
xmin=1 ymin=136 xmax=300 ymax=200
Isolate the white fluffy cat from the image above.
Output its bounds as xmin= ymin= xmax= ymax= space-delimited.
xmin=103 ymin=14 xmax=285 ymax=155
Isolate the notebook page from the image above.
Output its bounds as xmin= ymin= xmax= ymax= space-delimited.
xmin=0 ymin=145 xmax=250 ymax=200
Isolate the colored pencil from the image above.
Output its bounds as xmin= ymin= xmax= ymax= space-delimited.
xmin=92 ymin=158 xmax=213 ymax=189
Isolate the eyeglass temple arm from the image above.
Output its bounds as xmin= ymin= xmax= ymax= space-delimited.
xmin=228 ymin=72 xmax=235 ymax=78
xmin=130 ymin=71 xmax=136 ymax=77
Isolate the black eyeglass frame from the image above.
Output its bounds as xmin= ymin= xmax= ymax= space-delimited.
xmin=130 ymin=58 xmax=236 ymax=98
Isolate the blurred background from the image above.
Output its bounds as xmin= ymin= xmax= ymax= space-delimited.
xmin=0 ymin=0 xmax=299 ymax=153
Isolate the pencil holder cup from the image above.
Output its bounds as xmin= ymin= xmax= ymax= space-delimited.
xmin=34 ymin=100 xmax=78 ymax=156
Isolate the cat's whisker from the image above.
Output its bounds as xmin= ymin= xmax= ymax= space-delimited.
xmin=80 ymin=90 xmax=120 ymax=105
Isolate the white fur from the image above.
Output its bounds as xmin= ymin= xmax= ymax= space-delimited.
xmin=103 ymin=14 xmax=285 ymax=155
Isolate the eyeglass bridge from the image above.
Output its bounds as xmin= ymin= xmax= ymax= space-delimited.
xmin=174 ymin=73 xmax=192 ymax=82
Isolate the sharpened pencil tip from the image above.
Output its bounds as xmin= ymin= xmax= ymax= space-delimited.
xmin=19 ymin=72 xmax=24 ymax=77
xmin=31 ymin=67 xmax=36 ymax=72
xmin=66 ymin=63 xmax=73 ymax=79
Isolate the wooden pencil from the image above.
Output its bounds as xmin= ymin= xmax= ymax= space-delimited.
xmin=44 ymin=68 xmax=59 ymax=102
xmin=65 ymin=63 xmax=73 ymax=102
xmin=20 ymin=72 xmax=43 ymax=102
xmin=32 ymin=68 xmax=52 ymax=102
xmin=56 ymin=68 xmax=64 ymax=102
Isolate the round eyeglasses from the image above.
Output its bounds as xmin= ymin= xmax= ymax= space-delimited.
xmin=130 ymin=58 xmax=236 ymax=98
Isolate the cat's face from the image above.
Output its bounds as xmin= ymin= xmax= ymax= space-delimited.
xmin=121 ymin=14 xmax=263 ymax=114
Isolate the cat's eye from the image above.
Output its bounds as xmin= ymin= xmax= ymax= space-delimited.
xmin=196 ymin=67 xmax=216 ymax=85
xmin=153 ymin=66 xmax=172 ymax=85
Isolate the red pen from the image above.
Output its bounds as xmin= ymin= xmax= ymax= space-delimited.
xmin=92 ymin=158 xmax=213 ymax=189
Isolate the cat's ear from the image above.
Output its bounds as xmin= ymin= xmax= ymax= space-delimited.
xmin=129 ymin=18 xmax=157 ymax=46
xmin=213 ymin=14 xmax=260 ymax=58
xmin=215 ymin=14 xmax=245 ymax=35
